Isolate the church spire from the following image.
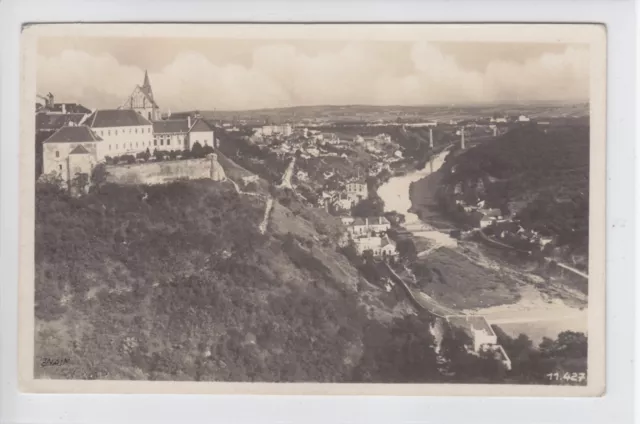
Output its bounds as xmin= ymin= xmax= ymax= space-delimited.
xmin=141 ymin=70 xmax=154 ymax=101
xmin=143 ymin=70 xmax=151 ymax=88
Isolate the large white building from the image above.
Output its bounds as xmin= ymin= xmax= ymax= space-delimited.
xmin=83 ymin=109 xmax=154 ymax=159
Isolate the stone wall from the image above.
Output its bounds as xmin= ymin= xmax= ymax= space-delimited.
xmin=106 ymin=154 xmax=226 ymax=185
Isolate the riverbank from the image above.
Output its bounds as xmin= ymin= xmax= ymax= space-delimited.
xmin=377 ymin=151 xmax=587 ymax=343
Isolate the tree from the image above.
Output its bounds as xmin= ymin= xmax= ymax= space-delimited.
xmin=72 ymin=172 xmax=90 ymax=195
xmin=396 ymin=238 xmax=417 ymax=261
xmin=191 ymin=142 xmax=205 ymax=158
xmin=352 ymin=196 xmax=385 ymax=218
xmin=90 ymin=163 xmax=109 ymax=190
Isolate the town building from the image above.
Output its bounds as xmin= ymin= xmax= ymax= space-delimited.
xmin=83 ymin=109 xmax=154 ymax=159
xmin=152 ymin=119 xmax=189 ymax=151
xmin=41 ymin=124 xmax=102 ymax=191
xmin=187 ymin=118 xmax=217 ymax=149
xmin=120 ymin=70 xmax=161 ymax=121
xmin=255 ymin=124 xmax=292 ymax=137
xmin=331 ymin=193 xmax=358 ymax=212
xmin=347 ymin=216 xmax=391 ymax=237
xmin=345 ymin=182 xmax=368 ymax=201
xmin=445 ymin=315 xmax=512 ymax=370
xmin=354 ymin=236 xmax=397 ymax=257
xmin=340 ymin=216 xmax=355 ymax=226
xmin=36 ymin=92 xmax=92 ymax=115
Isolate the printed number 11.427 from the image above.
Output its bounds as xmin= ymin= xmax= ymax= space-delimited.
xmin=546 ymin=372 xmax=586 ymax=383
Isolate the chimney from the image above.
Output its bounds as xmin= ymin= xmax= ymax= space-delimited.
xmin=429 ymin=128 xmax=433 ymax=148
xmin=187 ymin=116 xmax=192 ymax=129
xmin=461 ymin=129 xmax=465 ymax=150
xmin=62 ymin=104 xmax=66 ymax=114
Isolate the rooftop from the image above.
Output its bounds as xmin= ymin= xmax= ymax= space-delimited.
xmin=86 ymin=109 xmax=152 ymax=128
xmin=446 ymin=315 xmax=496 ymax=340
xmin=153 ymin=119 xmax=189 ymax=134
xmin=43 ymin=125 xmax=102 ymax=144
xmin=189 ymin=118 xmax=214 ymax=133
xmin=36 ymin=113 xmax=87 ymax=132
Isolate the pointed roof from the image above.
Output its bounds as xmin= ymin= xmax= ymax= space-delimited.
xmin=69 ymin=145 xmax=91 ymax=155
xmin=141 ymin=70 xmax=154 ymax=101
xmin=43 ymin=125 xmax=102 ymax=144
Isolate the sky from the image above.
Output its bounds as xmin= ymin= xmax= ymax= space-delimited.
xmin=37 ymin=37 xmax=590 ymax=112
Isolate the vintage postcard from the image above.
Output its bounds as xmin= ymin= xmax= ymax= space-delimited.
xmin=19 ymin=23 xmax=606 ymax=396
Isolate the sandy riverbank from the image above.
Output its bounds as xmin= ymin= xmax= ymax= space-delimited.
xmin=377 ymin=151 xmax=587 ymax=343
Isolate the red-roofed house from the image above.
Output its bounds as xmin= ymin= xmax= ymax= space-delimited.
xmin=42 ymin=124 xmax=101 ymax=189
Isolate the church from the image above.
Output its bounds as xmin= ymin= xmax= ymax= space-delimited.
xmin=120 ymin=70 xmax=162 ymax=121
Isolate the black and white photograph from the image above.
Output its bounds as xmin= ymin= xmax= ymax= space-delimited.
xmin=19 ymin=23 xmax=606 ymax=395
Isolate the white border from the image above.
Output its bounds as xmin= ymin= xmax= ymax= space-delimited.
xmin=0 ymin=0 xmax=636 ymax=423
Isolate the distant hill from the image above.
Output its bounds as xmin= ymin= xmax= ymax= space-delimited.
xmin=172 ymin=102 xmax=589 ymax=125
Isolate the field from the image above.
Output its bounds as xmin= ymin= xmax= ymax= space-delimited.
xmin=411 ymin=247 xmax=522 ymax=310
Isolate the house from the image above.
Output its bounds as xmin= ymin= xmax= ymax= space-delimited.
xmin=152 ymin=119 xmax=189 ymax=151
xmin=345 ymin=182 xmax=368 ymax=200
xmin=84 ymin=109 xmax=153 ymax=159
xmin=445 ymin=315 xmax=511 ymax=370
xmin=321 ymin=133 xmax=339 ymax=144
xmin=480 ymin=216 xmax=494 ymax=228
xmin=188 ymin=118 xmax=217 ymax=149
xmin=331 ymin=193 xmax=359 ymax=211
xmin=518 ymin=115 xmax=530 ymax=122
xmin=41 ymin=124 xmax=101 ymax=191
xmin=36 ymin=92 xmax=92 ymax=115
xmin=347 ymin=216 xmax=391 ymax=237
xmin=340 ymin=216 xmax=355 ymax=226
xmin=255 ymin=124 xmax=292 ymax=137
xmin=242 ymin=175 xmax=259 ymax=186
xmin=120 ymin=70 xmax=161 ymax=121
xmin=354 ymin=235 xmax=397 ymax=257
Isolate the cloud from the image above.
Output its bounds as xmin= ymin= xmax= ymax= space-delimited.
xmin=37 ymin=42 xmax=590 ymax=111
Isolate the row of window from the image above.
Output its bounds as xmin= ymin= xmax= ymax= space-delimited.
xmin=98 ymin=127 xmax=151 ymax=137
xmin=108 ymin=140 xmax=153 ymax=151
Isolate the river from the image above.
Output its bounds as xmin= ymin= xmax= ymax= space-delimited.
xmin=377 ymin=151 xmax=587 ymax=343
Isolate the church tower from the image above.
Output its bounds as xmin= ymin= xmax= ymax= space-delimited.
xmin=141 ymin=70 xmax=155 ymax=103
xmin=120 ymin=70 xmax=161 ymax=121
